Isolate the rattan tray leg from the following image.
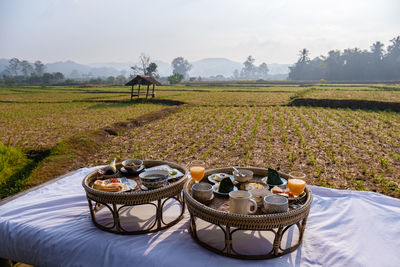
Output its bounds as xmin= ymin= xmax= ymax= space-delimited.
xmin=225 ymin=225 xmax=233 ymax=254
xmin=86 ymin=194 xmax=186 ymax=235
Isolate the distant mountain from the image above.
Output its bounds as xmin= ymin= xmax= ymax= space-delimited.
xmin=0 ymin=58 xmax=290 ymax=79
xmin=87 ymin=60 xmax=171 ymax=77
xmin=46 ymin=60 xmax=123 ymax=78
xmin=190 ymin=58 xmax=242 ymax=77
xmin=268 ymin=63 xmax=291 ymax=75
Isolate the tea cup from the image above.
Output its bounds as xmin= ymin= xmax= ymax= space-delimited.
xmin=263 ymin=194 xmax=288 ymax=214
xmin=229 ymin=190 xmax=257 ymax=215
xmin=192 ymin=183 xmax=213 ymax=203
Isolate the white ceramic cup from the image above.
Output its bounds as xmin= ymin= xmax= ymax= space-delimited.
xmin=229 ymin=190 xmax=257 ymax=215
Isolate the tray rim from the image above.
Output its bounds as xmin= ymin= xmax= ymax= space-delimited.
xmin=82 ymin=160 xmax=188 ymax=205
xmin=184 ymin=166 xmax=313 ymax=228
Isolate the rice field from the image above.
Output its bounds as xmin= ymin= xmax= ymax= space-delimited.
xmin=1 ymin=83 xmax=400 ymax=198
xmin=92 ymin=105 xmax=400 ymax=197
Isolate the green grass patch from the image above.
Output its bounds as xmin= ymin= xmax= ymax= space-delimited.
xmin=0 ymin=142 xmax=31 ymax=185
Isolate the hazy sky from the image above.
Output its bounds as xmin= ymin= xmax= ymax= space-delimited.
xmin=0 ymin=0 xmax=399 ymax=64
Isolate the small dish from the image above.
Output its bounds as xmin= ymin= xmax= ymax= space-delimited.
xmin=139 ymin=170 xmax=169 ymax=189
xmin=97 ymin=170 xmax=120 ymax=179
xmin=208 ymin=173 xmax=234 ymax=184
xmin=212 ymin=184 xmax=238 ymax=196
xmin=120 ymin=165 xmax=145 ymax=175
xmin=121 ymin=159 xmax=143 ymax=172
xmin=233 ymin=169 xmax=253 ymax=183
xmin=261 ymin=177 xmax=288 ymax=189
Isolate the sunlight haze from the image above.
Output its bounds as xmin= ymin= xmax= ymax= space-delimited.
xmin=0 ymin=0 xmax=399 ymax=64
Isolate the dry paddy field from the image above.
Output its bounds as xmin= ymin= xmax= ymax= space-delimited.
xmin=1 ymin=84 xmax=400 ymax=198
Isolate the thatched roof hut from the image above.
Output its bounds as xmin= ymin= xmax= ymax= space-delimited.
xmin=125 ymin=75 xmax=161 ymax=100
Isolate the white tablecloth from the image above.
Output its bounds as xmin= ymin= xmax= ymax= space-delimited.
xmin=0 ymin=167 xmax=399 ymax=267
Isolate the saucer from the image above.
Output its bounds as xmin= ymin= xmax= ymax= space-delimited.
xmin=212 ymin=184 xmax=238 ymax=196
xmin=261 ymin=177 xmax=288 ymax=189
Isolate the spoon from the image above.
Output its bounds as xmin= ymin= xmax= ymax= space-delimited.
xmin=232 ymin=167 xmax=245 ymax=177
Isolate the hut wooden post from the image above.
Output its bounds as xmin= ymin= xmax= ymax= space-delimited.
xmin=125 ymin=75 xmax=161 ymax=100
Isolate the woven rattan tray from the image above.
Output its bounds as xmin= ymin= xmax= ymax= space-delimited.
xmin=183 ymin=166 xmax=313 ymax=259
xmin=82 ymin=160 xmax=188 ymax=234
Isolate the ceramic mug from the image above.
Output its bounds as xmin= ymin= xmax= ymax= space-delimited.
xmin=263 ymin=194 xmax=288 ymax=214
xmin=229 ymin=190 xmax=257 ymax=215
xmin=192 ymin=183 xmax=213 ymax=203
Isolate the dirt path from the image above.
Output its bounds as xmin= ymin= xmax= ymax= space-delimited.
xmin=24 ymin=104 xmax=188 ymax=189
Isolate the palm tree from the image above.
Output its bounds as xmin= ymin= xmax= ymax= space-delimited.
xmin=370 ymin=41 xmax=385 ymax=61
xmin=297 ymin=49 xmax=310 ymax=64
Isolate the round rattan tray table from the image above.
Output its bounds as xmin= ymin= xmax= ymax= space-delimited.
xmin=183 ymin=167 xmax=313 ymax=260
xmin=82 ymin=160 xmax=188 ymax=235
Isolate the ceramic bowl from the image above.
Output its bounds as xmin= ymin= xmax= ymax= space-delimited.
xmin=192 ymin=183 xmax=213 ymax=203
xmin=97 ymin=166 xmax=119 ymax=178
xmin=263 ymin=194 xmax=288 ymax=214
xmin=122 ymin=159 xmax=143 ymax=172
xmin=139 ymin=170 xmax=169 ymax=189
xmin=233 ymin=169 xmax=253 ymax=183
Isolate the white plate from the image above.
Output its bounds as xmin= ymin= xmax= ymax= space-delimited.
xmin=208 ymin=173 xmax=234 ymax=184
xmin=102 ymin=177 xmax=137 ymax=192
xmin=212 ymin=184 xmax=238 ymax=196
xmin=261 ymin=177 xmax=288 ymax=188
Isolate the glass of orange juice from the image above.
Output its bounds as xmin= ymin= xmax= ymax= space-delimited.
xmin=189 ymin=160 xmax=206 ymax=183
xmin=288 ymin=171 xmax=306 ymax=198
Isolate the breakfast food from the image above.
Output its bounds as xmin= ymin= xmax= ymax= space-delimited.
xmin=271 ymin=186 xmax=297 ymax=198
xmin=271 ymin=186 xmax=285 ymax=194
xmin=240 ymin=182 xmax=265 ymax=191
xmin=93 ymin=180 xmax=124 ymax=192
xmin=218 ymin=177 xmax=234 ymax=193
xmin=267 ymin=168 xmax=283 ymax=185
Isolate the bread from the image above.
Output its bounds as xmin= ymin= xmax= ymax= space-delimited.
xmin=93 ymin=180 xmax=124 ymax=192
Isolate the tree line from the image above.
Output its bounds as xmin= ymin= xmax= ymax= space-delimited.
xmin=130 ymin=53 xmax=193 ymax=84
xmin=0 ymin=58 xmax=128 ymax=86
xmin=0 ymin=58 xmax=66 ymax=86
xmin=131 ymin=53 xmax=270 ymax=83
xmin=233 ymin=56 xmax=269 ymax=80
xmin=288 ymin=36 xmax=400 ymax=81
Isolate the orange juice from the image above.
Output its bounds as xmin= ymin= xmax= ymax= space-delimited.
xmin=190 ymin=166 xmax=205 ymax=182
xmin=288 ymin=179 xmax=306 ymax=196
